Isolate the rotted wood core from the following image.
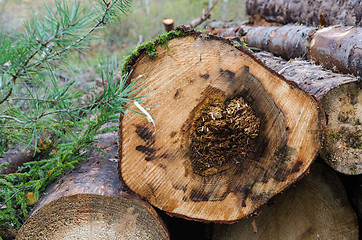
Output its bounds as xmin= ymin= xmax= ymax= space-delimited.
xmin=187 ymin=93 xmax=261 ymax=176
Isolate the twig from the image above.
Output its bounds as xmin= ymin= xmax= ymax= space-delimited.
xmin=181 ymin=0 xmax=219 ymax=29
xmin=0 ymin=115 xmax=26 ymax=124
xmin=0 ymin=185 xmax=34 ymax=209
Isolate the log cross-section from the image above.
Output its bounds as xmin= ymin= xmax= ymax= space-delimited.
xmin=119 ymin=32 xmax=323 ymax=222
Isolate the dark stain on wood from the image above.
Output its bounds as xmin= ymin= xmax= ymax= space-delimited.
xmin=201 ymin=73 xmax=210 ymax=79
xmin=188 ymin=186 xmax=230 ymax=202
xmin=274 ymin=145 xmax=295 ymax=163
xmin=189 ymin=189 xmax=212 ymax=202
xmin=145 ymin=156 xmax=157 ymax=161
xmin=272 ymin=167 xmax=289 ymax=182
xmin=174 ymin=88 xmax=182 ymax=99
xmin=241 ymin=188 xmax=251 ymax=207
xmin=220 ymin=68 xmax=236 ymax=80
xmin=136 ymin=145 xmax=155 ymax=156
xmin=135 ymin=125 xmax=155 ymax=144
xmin=292 ymin=160 xmax=303 ymax=173
xmin=135 ymin=125 xmax=156 ymax=161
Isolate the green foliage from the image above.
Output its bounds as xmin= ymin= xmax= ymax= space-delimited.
xmin=0 ymin=0 xmax=145 ymax=238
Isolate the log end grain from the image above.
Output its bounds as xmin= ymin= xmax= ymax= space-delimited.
xmin=16 ymin=194 xmax=169 ymax=240
xmin=321 ymin=82 xmax=362 ymax=175
xmin=119 ymin=32 xmax=323 ymax=222
xmin=16 ymin=130 xmax=169 ymax=240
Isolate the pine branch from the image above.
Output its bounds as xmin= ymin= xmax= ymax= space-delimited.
xmin=0 ymin=0 xmax=139 ymax=234
xmin=0 ymin=0 xmax=131 ymax=103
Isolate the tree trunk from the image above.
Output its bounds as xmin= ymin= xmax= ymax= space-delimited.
xmin=16 ymin=129 xmax=169 ymax=240
xmin=245 ymin=0 xmax=362 ymax=27
xmin=210 ymin=24 xmax=362 ymax=77
xmin=255 ymin=51 xmax=361 ymax=175
xmin=213 ymin=162 xmax=359 ymax=240
xmin=119 ymin=30 xmax=323 ymax=223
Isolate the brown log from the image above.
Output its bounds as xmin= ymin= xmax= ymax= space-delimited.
xmin=16 ymin=129 xmax=169 ymax=240
xmin=309 ymin=26 xmax=362 ymax=77
xmin=255 ymin=51 xmax=361 ymax=175
xmin=245 ymin=0 xmax=362 ymax=27
xmin=163 ymin=18 xmax=175 ymax=32
xmin=210 ymin=24 xmax=362 ymax=77
xmin=213 ymin=162 xmax=359 ymax=239
xmin=119 ymin=30 xmax=323 ymax=222
xmin=0 ymin=145 xmax=37 ymax=175
xmin=0 ymin=135 xmax=53 ymax=175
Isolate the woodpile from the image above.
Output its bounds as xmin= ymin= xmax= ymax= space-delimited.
xmin=254 ymin=51 xmax=361 ymax=175
xmin=8 ymin=1 xmax=361 ymax=239
xmin=209 ymin=24 xmax=362 ymax=77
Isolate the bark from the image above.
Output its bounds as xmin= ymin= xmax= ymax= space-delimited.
xmin=213 ymin=162 xmax=359 ymax=239
xmin=309 ymin=26 xmax=362 ymax=77
xmin=0 ymin=145 xmax=37 ymax=175
xmin=16 ymin=128 xmax=169 ymax=240
xmin=209 ymin=24 xmax=362 ymax=77
xmin=255 ymin=51 xmax=361 ymax=175
xmin=245 ymin=0 xmax=362 ymax=27
xmin=119 ymin=31 xmax=322 ymax=222
xmin=0 ymin=135 xmax=53 ymax=175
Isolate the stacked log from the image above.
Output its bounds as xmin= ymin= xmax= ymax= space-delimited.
xmin=254 ymin=51 xmax=361 ymax=175
xmin=119 ymin=30 xmax=323 ymax=223
xmin=213 ymin=162 xmax=359 ymax=239
xmin=16 ymin=129 xmax=169 ymax=240
xmin=245 ymin=0 xmax=362 ymax=27
xmin=209 ymin=24 xmax=362 ymax=77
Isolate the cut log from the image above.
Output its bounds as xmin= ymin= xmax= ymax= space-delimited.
xmin=245 ymin=0 xmax=362 ymax=27
xmin=210 ymin=24 xmax=362 ymax=77
xmin=16 ymin=129 xmax=169 ymax=240
xmin=213 ymin=162 xmax=359 ymax=240
xmin=163 ymin=18 xmax=175 ymax=32
xmin=255 ymin=51 xmax=361 ymax=175
xmin=309 ymin=26 xmax=362 ymax=77
xmin=119 ymin=30 xmax=323 ymax=222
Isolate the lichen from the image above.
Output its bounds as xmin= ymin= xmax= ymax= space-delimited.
xmin=325 ymin=127 xmax=361 ymax=149
xmin=188 ymin=94 xmax=261 ymax=176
